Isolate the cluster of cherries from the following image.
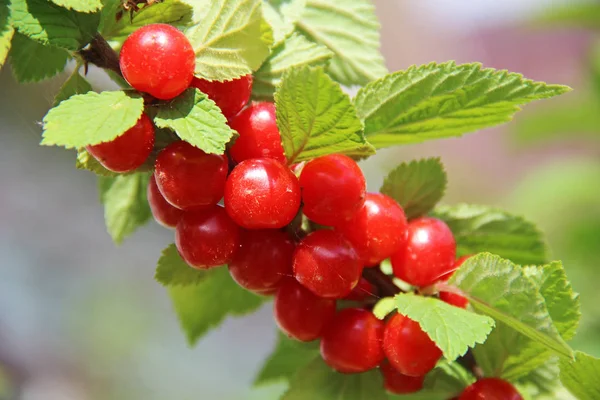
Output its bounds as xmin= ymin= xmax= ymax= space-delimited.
xmin=84 ymin=23 xmax=523 ymax=399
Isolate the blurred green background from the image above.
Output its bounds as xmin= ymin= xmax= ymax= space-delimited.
xmin=1 ymin=1 xmax=599 ymax=399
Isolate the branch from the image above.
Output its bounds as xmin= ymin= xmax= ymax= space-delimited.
xmin=79 ymin=34 xmax=122 ymax=77
xmin=362 ymin=267 xmax=403 ymax=297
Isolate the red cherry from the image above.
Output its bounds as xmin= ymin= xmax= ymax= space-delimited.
xmin=175 ymin=206 xmax=241 ymax=269
xmin=228 ymin=230 xmax=295 ymax=293
xmin=190 ymin=75 xmax=253 ymax=120
xmin=320 ymin=308 xmax=385 ymax=373
xmin=154 ymin=141 xmax=228 ymax=210
xmin=120 ymin=24 xmax=195 ymax=100
xmin=228 ymin=102 xmax=286 ymax=164
xmin=459 ymin=378 xmax=523 ymax=400
xmin=383 ymin=312 xmax=442 ymax=377
xmin=380 ymin=360 xmax=424 ymax=394
xmin=224 ymin=158 xmax=301 ymax=229
xmin=147 ymin=174 xmax=183 ymax=228
xmin=86 ymin=113 xmax=154 ymax=173
xmin=336 ymin=193 xmax=408 ymax=266
xmin=299 ymin=154 xmax=366 ymax=226
xmin=343 ymin=277 xmax=377 ymax=302
xmin=391 ymin=217 xmax=456 ymax=287
xmin=293 ymin=230 xmax=362 ymax=299
xmin=274 ymin=278 xmax=336 ymax=342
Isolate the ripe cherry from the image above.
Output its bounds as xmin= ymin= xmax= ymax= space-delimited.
xmin=154 ymin=141 xmax=228 ymax=210
xmin=147 ymin=174 xmax=183 ymax=228
xmin=228 ymin=229 xmax=295 ymax=293
xmin=343 ymin=277 xmax=377 ymax=302
xmin=380 ymin=360 xmax=424 ymax=394
xmin=336 ymin=193 xmax=408 ymax=266
xmin=383 ymin=312 xmax=442 ymax=377
xmin=120 ymin=24 xmax=195 ymax=100
xmin=320 ymin=308 xmax=385 ymax=373
xmin=459 ymin=378 xmax=523 ymax=400
xmin=293 ymin=230 xmax=362 ymax=299
xmin=175 ymin=206 xmax=241 ymax=269
xmin=274 ymin=278 xmax=336 ymax=342
xmin=228 ymin=102 xmax=286 ymax=164
xmin=191 ymin=75 xmax=253 ymax=120
xmin=439 ymin=255 xmax=471 ymax=309
xmin=224 ymin=158 xmax=301 ymax=229
xmin=299 ymin=154 xmax=366 ymax=226
xmin=86 ymin=113 xmax=154 ymax=173
xmin=391 ymin=217 xmax=456 ymax=287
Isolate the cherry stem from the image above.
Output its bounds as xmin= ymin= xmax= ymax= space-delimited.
xmin=457 ymin=349 xmax=484 ymax=379
xmin=362 ymin=267 xmax=403 ymax=297
xmin=79 ymin=33 xmax=123 ymax=77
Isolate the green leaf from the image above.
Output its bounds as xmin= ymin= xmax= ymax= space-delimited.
xmin=354 ymin=62 xmax=571 ymax=149
xmin=393 ymin=293 xmax=494 ymax=361
xmin=50 ymin=0 xmax=103 ymax=13
xmin=155 ymin=244 xmax=209 ymax=287
xmin=11 ymin=0 xmax=100 ymax=51
xmin=9 ymin=33 xmax=69 ymax=83
xmin=252 ymin=33 xmax=332 ymax=101
xmin=275 ymin=66 xmax=375 ymax=164
xmin=168 ymin=267 xmax=266 ymax=345
xmin=0 ymin=0 xmax=14 ymax=69
xmin=262 ymin=0 xmax=305 ymax=44
xmin=281 ymin=357 xmax=388 ymax=400
xmin=502 ymin=262 xmax=581 ymax=380
xmin=296 ymin=0 xmax=387 ymax=86
xmin=76 ymin=149 xmax=118 ymax=177
xmin=449 ymin=253 xmax=573 ymax=376
xmin=255 ymin=332 xmax=319 ymax=386
xmin=380 ymin=158 xmax=447 ymax=220
xmin=432 ymin=204 xmax=548 ymax=265
xmin=559 ymin=351 xmax=600 ymax=400
xmin=373 ymin=296 xmax=396 ymax=320
xmin=154 ymin=88 xmax=236 ymax=154
xmin=390 ymin=361 xmax=475 ymax=400
xmin=98 ymin=173 xmax=152 ymax=244
xmin=101 ymin=0 xmax=193 ymax=49
xmin=42 ymin=90 xmax=144 ymax=149
xmin=185 ymin=0 xmax=273 ymax=81
xmin=53 ymin=68 xmax=92 ymax=106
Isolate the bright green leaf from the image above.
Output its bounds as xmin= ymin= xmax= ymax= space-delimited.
xmin=102 ymin=0 xmax=193 ymax=49
xmin=168 ymin=267 xmax=266 ymax=345
xmin=281 ymin=357 xmax=387 ymax=400
xmin=275 ymin=66 xmax=375 ymax=164
xmin=42 ymin=90 xmax=144 ymax=149
xmin=559 ymin=351 xmax=600 ymax=400
xmin=98 ymin=173 xmax=152 ymax=244
xmin=154 ymin=88 xmax=236 ymax=154
xmin=185 ymin=0 xmax=273 ymax=81
xmin=502 ymin=262 xmax=581 ymax=380
xmin=11 ymin=0 xmax=100 ymax=50
xmin=155 ymin=244 xmax=209 ymax=287
xmin=380 ymin=158 xmax=447 ymax=220
xmin=432 ymin=204 xmax=548 ymax=265
xmin=76 ymin=149 xmax=118 ymax=177
xmin=0 ymin=0 xmax=13 ymax=68
xmin=373 ymin=296 xmax=396 ymax=320
xmin=253 ymin=33 xmax=332 ymax=101
xmin=53 ymin=68 xmax=92 ymax=106
xmin=9 ymin=33 xmax=69 ymax=83
xmin=296 ymin=0 xmax=387 ymax=86
xmin=354 ymin=62 xmax=571 ymax=149
xmin=50 ymin=0 xmax=102 ymax=13
xmin=449 ymin=253 xmax=573 ymax=376
xmin=391 ymin=361 xmax=475 ymax=400
xmin=262 ymin=0 xmax=305 ymax=44
xmin=255 ymin=332 xmax=319 ymax=386
xmin=393 ymin=293 xmax=494 ymax=361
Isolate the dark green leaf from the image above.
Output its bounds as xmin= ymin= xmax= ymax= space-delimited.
xmin=50 ymin=0 xmax=103 ymax=13
xmin=390 ymin=361 xmax=474 ymax=400
xmin=0 ymin=0 xmax=13 ymax=68
xmin=53 ymin=68 xmax=92 ymax=106
xmin=9 ymin=33 xmax=69 ymax=83
xmin=380 ymin=158 xmax=447 ymax=220
xmin=155 ymin=244 xmax=209 ymax=287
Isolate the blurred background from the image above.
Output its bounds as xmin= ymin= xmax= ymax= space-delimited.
xmin=1 ymin=0 xmax=599 ymax=398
